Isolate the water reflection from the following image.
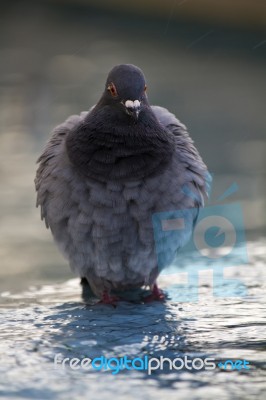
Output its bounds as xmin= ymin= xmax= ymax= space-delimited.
xmin=0 ymin=241 xmax=265 ymax=399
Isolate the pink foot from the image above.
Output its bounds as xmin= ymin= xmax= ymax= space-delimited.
xmin=97 ymin=291 xmax=120 ymax=306
xmin=143 ymin=283 xmax=165 ymax=303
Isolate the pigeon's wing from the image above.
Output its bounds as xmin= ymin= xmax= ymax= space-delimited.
xmin=35 ymin=110 xmax=89 ymax=229
xmin=152 ymin=105 xmax=211 ymax=211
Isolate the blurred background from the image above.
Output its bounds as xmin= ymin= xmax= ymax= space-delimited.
xmin=0 ymin=0 xmax=265 ymax=293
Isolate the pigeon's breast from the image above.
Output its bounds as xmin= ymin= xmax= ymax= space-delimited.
xmin=65 ymin=115 xmax=175 ymax=183
xmin=48 ymin=150 xmax=195 ymax=291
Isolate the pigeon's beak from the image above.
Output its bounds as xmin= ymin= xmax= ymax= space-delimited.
xmin=124 ymin=100 xmax=141 ymax=120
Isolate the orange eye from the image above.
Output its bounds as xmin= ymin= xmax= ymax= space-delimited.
xmin=107 ymin=82 xmax=118 ymax=97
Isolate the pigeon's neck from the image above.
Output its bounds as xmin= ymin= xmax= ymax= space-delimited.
xmin=66 ymin=106 xmax=175 ymax=182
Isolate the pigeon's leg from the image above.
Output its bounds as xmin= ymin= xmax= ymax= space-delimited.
xmin=143 ymin=283 xmax=165 ymax=303
xmin=80 ymin=277 xmax=89 ymax=285
xmin=98 ymin=290 xmax=121 ymax=306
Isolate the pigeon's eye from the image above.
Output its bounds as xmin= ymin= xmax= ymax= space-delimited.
xmin=144 ymin=85 xmax=147 ymax=93
xmin=107 ymin=82 xmax=118 ymax=97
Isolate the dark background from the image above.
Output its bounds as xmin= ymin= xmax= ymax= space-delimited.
xmin=0 ymin=0 xmax=265 ymax=292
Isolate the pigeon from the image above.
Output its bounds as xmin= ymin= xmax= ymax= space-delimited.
xmin=35 ymin=64 xmax=210 ymax=304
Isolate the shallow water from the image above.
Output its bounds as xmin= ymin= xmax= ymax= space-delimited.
xmin=0 ymin=239 xmax=265 ymax=400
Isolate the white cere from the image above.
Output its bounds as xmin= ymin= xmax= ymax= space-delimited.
xmin=125 ymin=100 xmax=140 ymax=109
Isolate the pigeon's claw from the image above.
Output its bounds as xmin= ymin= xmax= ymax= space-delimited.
xmin=98 ymin=291 xmax=121 ymax=307
xmin=143 ymin=283 xmax=165 ymax=303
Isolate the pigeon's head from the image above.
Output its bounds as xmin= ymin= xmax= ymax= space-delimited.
xmin=100 ymin=64 xmax=148 ymax=120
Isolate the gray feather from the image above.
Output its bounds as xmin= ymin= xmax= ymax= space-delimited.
xmin=35 ymin=71 xmax=210 ymax=298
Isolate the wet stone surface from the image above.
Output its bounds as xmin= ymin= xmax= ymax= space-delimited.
xmin=0 ymin=240 xmax=265 ymax=400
